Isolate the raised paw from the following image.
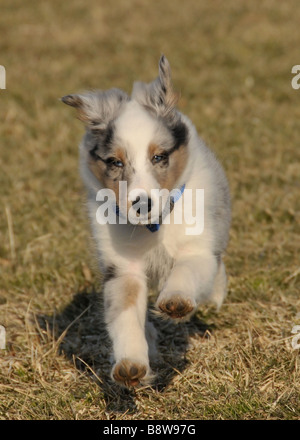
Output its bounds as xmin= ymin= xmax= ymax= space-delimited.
xmin=112 ymin=359 xmax=148 ymax=387
xmin=156 ymin=295 xmax=196 ymax=320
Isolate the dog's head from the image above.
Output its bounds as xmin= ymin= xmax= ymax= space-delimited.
xmin=62 ymin=56 xmax=189 ymax=224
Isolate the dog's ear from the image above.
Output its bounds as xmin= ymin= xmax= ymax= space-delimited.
xmin=61 ymin=88 xmax=129 ymax=130
xmin=132 ymin=55 xmax=179 ymax=123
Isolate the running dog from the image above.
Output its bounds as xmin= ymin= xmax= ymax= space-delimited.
xmin=61 ymin=55 xmax=231 ymax=387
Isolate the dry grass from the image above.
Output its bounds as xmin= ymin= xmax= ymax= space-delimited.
xmin=0 ymin=0 xmax=300 ymax=420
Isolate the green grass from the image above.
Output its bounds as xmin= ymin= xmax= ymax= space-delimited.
xmin=0 ymin=0 xmax=300 ymax=420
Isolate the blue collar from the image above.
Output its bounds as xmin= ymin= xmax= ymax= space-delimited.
xmin=115 ymin=184 xmax=185 ymax=233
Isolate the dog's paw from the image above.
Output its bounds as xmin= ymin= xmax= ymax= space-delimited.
xmin=112 ymin=359 xmax=150 ymax=387
xmin=156 ymin=294 xmax=197 ymax=320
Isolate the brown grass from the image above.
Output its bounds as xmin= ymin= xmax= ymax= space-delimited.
xmin=0 ymin=0 xmax=299 ymax=420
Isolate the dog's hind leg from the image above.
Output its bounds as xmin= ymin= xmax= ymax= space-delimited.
xmin=145 ymin=319 xmax=159 ymax=362
xmin=103 ymin=268 xmax=152 ymax=387
xmin=210 ymin=258 xmax=227 ymax=310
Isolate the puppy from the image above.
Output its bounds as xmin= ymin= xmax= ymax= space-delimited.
xmin=62 ymin=55 xmax=231 ymax=387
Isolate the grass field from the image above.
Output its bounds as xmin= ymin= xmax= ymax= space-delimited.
xmin=0 ymin=0 xmax=299 ymax=420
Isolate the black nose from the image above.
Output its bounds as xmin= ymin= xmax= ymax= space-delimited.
xmin=132 ymin=196 xmax=152 ymax=214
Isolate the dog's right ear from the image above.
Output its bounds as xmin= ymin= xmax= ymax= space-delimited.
xmin=61 ymin=88 xmax=129 ymax=130
xmin=131 ymin=55 xmax=179 ymax=125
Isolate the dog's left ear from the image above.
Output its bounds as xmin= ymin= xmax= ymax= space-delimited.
xmin=132 ymin=55 xmax=179 ymax=124
xmin=61 ymin=88 xmax=129 ymax=130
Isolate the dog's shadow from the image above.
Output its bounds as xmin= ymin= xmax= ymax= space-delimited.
xmin=38 ymin=290 xmax=213 ymax=414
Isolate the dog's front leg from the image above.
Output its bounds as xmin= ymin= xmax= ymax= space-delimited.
xmin=103 ymin=269 xmax=151 ymax=387
xmin=156 ymin=252 xmax=218 ymax=321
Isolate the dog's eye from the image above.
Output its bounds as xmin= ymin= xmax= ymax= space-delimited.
xmin=152 ymin=154 xmax=168 ymax=165
xmin=106 ymin=157 xmax=124 ymax=168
